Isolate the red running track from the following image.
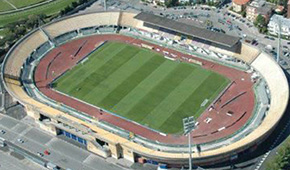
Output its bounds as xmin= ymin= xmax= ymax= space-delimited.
xmin=34 ymin=34 xmax=255 ymax=145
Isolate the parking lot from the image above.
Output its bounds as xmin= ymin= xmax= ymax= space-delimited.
xmin=0 ymin=113 xmax=130 ymax=170
xmin=0 ymin=147 xmax=46 ymax=170
xmin=85 ymin=0 xmax=290 ymax=65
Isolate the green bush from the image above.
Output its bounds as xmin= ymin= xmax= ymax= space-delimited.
xmin=266 ymin=137 xmax=290 ymax=170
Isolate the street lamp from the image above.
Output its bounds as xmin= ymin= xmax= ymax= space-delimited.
xmin=183 ymin=116 xmax=197 ymax=170
xmin=104 ymin=0 xmax=107 ymax=11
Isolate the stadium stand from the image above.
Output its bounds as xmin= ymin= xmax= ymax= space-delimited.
xmin=44 ymin=12 xmax=120 ymax=38
xmin=54 ymin=30 xmax=78 ymax=45
xmin=252 ymin=52 xmax=288 ymax=127
xmin=118 ymin=12 xmax=139 ymax=28
xmin=134 ymin=12 xmax=240 ymax=48
xmin=1 ymin=11 xmax=288 ymax=166
xmin=30 ymin=41 xmax=53 ymax=60
xmin=208 ymin=43 xmax=260 ymax=64
xmin=256 ymin=80 xmax=270 ymax=106
xmin=79 ymin=27 xmax=97 ymax=35
xmin=4 ymin=30 xmax=48 ymax=77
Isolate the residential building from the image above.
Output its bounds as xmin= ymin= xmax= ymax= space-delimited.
xmin=246 ymin=0 xmax=273 ymax=22
xmin=268 ymin=14 xmax=290 ymax=37
xmin=275 ymin=5 xmax=284 ymax=14
xmin=232 ymin=0 xmax=251 ymax=13
xmin=205 ymin=0 xmax=222 ymax=3
xmin=153 ymin=0 xmax=165 ymax=5
xmin=179 ymin=0 xmax=190 ymax=4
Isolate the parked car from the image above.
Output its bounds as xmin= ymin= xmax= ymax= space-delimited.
xmin=236 ymin=26 xmax=242 ymax=31
xmin=0 ymin=130 xmax=5 ymax=134
xmin=251 ymin=40 xmax=258 ymax=46
xmin=37 ymin=152 xmax=44 ymax=157
xmin=44 ymin=150 xmax=50 ymax=155
xmin=17 ymin=138 xmax=24 ymax=143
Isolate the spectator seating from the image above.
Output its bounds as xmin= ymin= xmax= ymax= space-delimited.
xmin=4 ymin=30 xmax=48 ymax=77
xmin=44 ymin=12 xmax=120 ymax=38
xmin=118 ymin=12 xmax=139 ymax=28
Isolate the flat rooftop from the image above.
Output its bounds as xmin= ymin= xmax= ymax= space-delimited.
xmin=134 ymin=12 xmax=240 ymax=48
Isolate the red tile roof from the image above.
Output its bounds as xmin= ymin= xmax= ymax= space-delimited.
xmin=233 ymin=0 xmax=250 ymax=5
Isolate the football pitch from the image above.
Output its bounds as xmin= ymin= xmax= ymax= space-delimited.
xmin=54 ymin=42 xmax=230 ymax=134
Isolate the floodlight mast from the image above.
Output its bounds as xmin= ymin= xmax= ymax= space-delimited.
xmin=183 ymin=116 xmax=197 ymax=170
xmin=188 ymin=130 xmax=192 ymax=170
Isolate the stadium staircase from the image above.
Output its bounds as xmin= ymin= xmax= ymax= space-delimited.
xmin=39 ymin=27 xmax=55 ymax=47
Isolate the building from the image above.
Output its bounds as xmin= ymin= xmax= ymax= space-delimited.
xmin=274 ymin=5 xmax=284 ymax=14
xmin=246 ymin=0 xmax=273 ymax=22
xmin=232 ymin=0 xmax=251 ymax=13
xmin=153 ymin=0 xmax=166 ymax=5
xmin=268 ymin=14 xmax=290 ymax=37
xmin=179 ymin=0 xmax=190 ymax=4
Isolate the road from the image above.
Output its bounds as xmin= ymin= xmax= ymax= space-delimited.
xmin=0 ymin=146 xmax=46 ymax=170
xmin=0 ymin=112 xmax=130 ymax=170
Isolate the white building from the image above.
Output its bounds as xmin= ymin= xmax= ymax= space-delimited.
xmin=179 ymin=0 xmax=190 ymax=4
xmin=154 ymin=0 xmax=190 ymax=4
xmin=153 ymin=0 xmax=166 ymax=5
xmin=268 ymin=14 xmax=290 ymax=37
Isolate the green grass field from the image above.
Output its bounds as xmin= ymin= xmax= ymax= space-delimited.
xmin=9 ymin=0 xmax=46 ymax=8
xmin=0 ymin=0 xmax=79 ymax=26
xmin=0 ymin=1 xmax=14 ymax=12
xmin=54 ymin=42 xmax=230 ymax=134
xmin=0 ymin=0 xmax=45 ymax=12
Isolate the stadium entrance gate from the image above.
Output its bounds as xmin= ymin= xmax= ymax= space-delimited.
xmin=58 ymin=129 xmax=87 ymax=146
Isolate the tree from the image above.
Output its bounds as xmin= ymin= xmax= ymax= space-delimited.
xmin=4 ymin=32 xmax=17 ymax=43
xmin=79 ymin=0 xmax=89 ymax=4
xmin=260 ymin=26 xmax=268 ymax=33
xmin=15 ymin=26 xmax=26 ymax=36
xmin=254 ymin=14 xmax=266 ymax=27
xmin=16 ymin=18 xmax=28 ymax=26
xmin=26 ymin=15 xmax=39 ymax=28
xmin=64 ymin=6 xmax=73 ymax=13
xmin=72 ymin=2 xmax=78 ymax=8
xmin=6 ymin=23 xmax=18 ymax=32
xmin=254 ymin=14 xmax=268 ymax=33
xmin=165 ymin=0 xmax=179 ymax=7
xmin=241 ymin=10 xmax=246 ymax=18
xmin=0 ymin=39 xmax=5 ymax=47
xmin=266 ymin=137 xmax=290 ymax=170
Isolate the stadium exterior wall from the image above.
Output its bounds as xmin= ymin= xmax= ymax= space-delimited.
xmin=1 ymin=11 xmax=289 ymax=167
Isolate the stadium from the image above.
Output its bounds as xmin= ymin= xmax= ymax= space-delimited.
xmin=1 ymin=11 xmax=289 ymax=167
